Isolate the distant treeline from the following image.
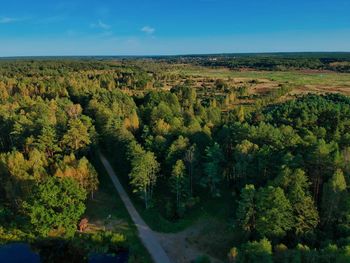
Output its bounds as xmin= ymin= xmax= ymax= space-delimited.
xmin=2 ymin=52 xmax=350 ymax=72
xmin=152 ymin=52 xmax=350 ymax=72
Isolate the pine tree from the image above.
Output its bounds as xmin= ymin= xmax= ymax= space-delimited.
xmin=256 ymin=186 xmax=294 ymax=239
xmin=35 ymin=126 xmax=61 ymax=159
xmin=166 ymin=136 xmax=190 ymax=169
xmin=275 ymin=168 xmax=319 ymax=236
xmin=307 ymin=139 xmax=333 ymax=201
xmin=322 ymin=169 xmax=347 ymax=226
xmin=185 ymin=144 xmax=197 ymax=196
xmin=236 ymin=184 xmax=256 ymax=232
xmin=202 ymin=142 xmax=225 ymax=197
xmin=61 ymin=119 xmax=91 ymax=153
xmin=129 ymin=149 xmax=160 ymax=209
xmin=170 ymin=160 xmax=189 ymax=212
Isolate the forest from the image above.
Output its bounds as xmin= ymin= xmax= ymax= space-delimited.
xmin=1 ymin=56 xmax=350 ymax=263
xmin=163 ymin=52 xmax=350 ymax=72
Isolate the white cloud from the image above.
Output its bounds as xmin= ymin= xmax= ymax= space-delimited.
xmin=0 ymin=17 xmax=19 ymax=24
xmin=91 ymin=20 xmax=111 ymax=30
xmin=141 ymin=26 xmax=155 ymax=34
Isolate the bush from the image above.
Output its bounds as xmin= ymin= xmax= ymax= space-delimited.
xmin=193 ymin=255 xmax=211 ymax=263
xmin=228 ymin=247 xmax=238 ymax=263
xmin=237 ymin=238 xmax=273 ymax=263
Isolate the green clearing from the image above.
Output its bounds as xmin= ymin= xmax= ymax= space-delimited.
xmin=104 ymin=152 xmax=233 ymax=233
xmin=136 ymin=189 xmax=234 ymax=233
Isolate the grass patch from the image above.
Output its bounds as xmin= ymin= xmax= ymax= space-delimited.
xmin=186 ymin=68 xmax=350 ymax=86
xmin=187 ymin=218 xmax=239 ymax=261
xmin=137 ymin=190 xmax=234 ymax=233
xmin=178 ymin=66 xmax=350 ymax=87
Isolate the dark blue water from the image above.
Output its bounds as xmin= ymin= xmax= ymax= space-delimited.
xmin=0 ymin=243 xmax=40 ymax=263
xmin=0 ymin=243 xmax=128 ymax=263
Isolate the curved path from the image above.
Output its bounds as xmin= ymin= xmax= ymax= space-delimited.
xmin=99 ymin=153 xmax=172 ymax=263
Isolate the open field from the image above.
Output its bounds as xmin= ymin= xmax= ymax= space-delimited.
xmin=164 ymin=65 xmax=350 ymax=94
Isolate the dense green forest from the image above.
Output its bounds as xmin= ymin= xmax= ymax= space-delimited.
xmin=1 ymin=58 xmax=350 ymax=262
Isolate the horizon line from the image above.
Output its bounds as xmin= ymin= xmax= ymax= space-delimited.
xmin=1 ymin=51 xmax=350 ymax=59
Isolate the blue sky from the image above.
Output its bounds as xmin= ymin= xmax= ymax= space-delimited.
xmin=0 ymin=0 xmax=349 ymax=56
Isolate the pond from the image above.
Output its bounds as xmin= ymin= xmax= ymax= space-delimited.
xmin=0 ymin=243 xmax=39 ymax=263
xmin=0 ymin=243 xmax=128 ymax=263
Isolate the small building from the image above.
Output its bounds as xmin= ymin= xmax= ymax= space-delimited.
xmin=78 ymin=218 xmax=89 ymax=232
